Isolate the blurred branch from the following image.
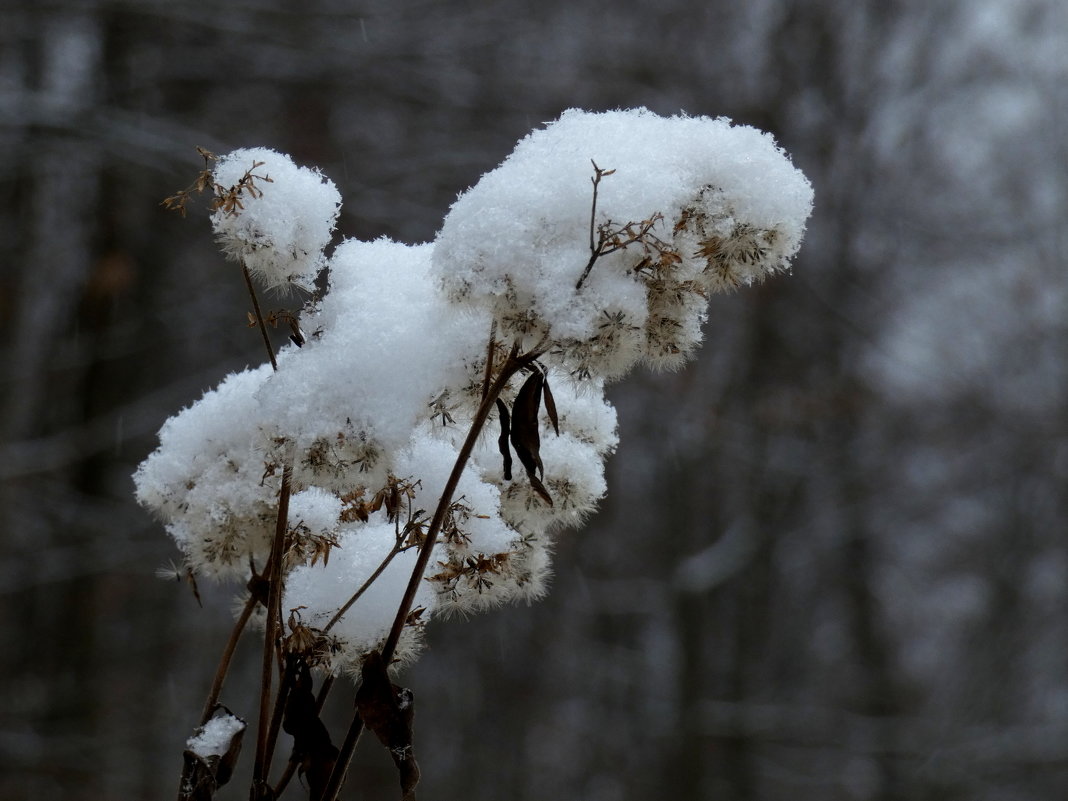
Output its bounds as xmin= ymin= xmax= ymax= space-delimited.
xmin=0 ymin=361 xmax=261 ymax=480
xmin=697 ymin=698 xmax=1068 ymax=768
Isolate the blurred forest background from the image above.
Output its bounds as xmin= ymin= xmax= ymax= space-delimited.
xmin=2 ymin=1 xmax=1066 ymax=799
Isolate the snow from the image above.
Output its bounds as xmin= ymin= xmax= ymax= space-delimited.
xmin=211 ymin=147 xmax=341 ymax=291
xmin=284 ymin=520 xmax=440 ymax=659
xmin=433 ymin=108 xmax=813 ymax=377
xmin=258 ymin=238 xmax=490 ymax=491
xmin=186 ymin=713 xmax=245 ymax=758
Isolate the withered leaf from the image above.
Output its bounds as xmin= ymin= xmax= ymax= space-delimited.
xmin=541 ymin=373 xmax=560 ymax=436
xmin=495 ymin=398 xmax=513 ymax=480
xmin=282 ymin=658 xmax=338 ymax=800
xmin=185 ymin=566 xmax=203 ymax=607
xmin=179 ymin=707 xmax=246 ymax=801
xmin=384 ymin=482 xmax=402 ymax=523
xmin=246 ymin=573 xmax=271 ymax=608
xmin=510 ymin=371 xmax=544 ymax=477
xmin=510 ymin=371 xmax=553 ymax=506
xmin=527 ymin=473 xmax=553 ymax=507
xmin=356 ymin=651 xmax=420 ymax=800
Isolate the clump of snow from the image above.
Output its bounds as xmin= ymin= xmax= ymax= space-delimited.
xmin=211 ymin=147 xmax=341 ymax=291
xmin=133 ymin=364 xmax=277 ymax=577
xmin=284 ymin=521 xmax=439 ymax=663
xmin=289 ymin=487 xmax=343 ymax=539
xmin=433 ymin=108 xmax=813 ymax=379
xmin=136 ymin=109 xmax=812 ymax=674
xmin=186 ymin=713 xmax=245 ymax=758
xmin=259 ymin=238 xmax=490 ymax=493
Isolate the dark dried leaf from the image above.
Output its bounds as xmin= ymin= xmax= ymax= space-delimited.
xmin=356 ymin=651 xmax=420 ymax=800
xmin=283 ymin=658 xmax=338 ymax=800
xmin=510 ymin=371 xmax=544 ymax=478
xmin=528 ymin=473 xmax=553 ymax=507
xmin=541 ymin=374 xmax=560 ymax=436
xmin=246 ymin=573 xmax=271 ymax=608
xmin=495 ymin=398 xmax=513 ymax=480
xmin=179 ymin=752 xmax=215 ymax=801
xmin=179 ymin=708 xmax=246 ymax=801
xmin=510 ymin=371 xmax=553 ymax=506
xmin=385 ymin=482 xmax=402 ymax=523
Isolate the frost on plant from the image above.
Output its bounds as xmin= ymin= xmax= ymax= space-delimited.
xmin=137 ymin=109 xmax=812 ymax=680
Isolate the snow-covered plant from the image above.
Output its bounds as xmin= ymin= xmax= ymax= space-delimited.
xmin=140 ymin=109 xmax=812 ymax=800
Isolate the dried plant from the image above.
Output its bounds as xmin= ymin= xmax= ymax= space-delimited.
xmin=137 ymin=109 xmax=812 ymax=800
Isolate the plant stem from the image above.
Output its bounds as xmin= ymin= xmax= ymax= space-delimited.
xmin=319 ymin=711 xmax=365 ymax=801
xmin=243 ymin=261 xmax=278 ymax=371
xmin=481 ymin=320 xmax=497 ymax=402
xmin=576 ymin=160 xmax=606 ymax=291
xmin=262 ymin=655 xmax=295 ymax=786
xmin=197 ymin=594 xmax=257 ymax=726
xmin=252 ymin=462 xmax=293 ymax=794
xmin=177 ymin=595 xmax=258 ymax=799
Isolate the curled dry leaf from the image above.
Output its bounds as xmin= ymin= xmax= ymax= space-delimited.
xmin=282 ymin=658 xmax=338 ymax=800
xmin=356 ymin=651 xmax=420 ymax=800
xmin=179 ymin=707 xmax=246 ymax=801
xmin=509 ymin=371 xmax=553 ymax=506
xmin=495 ymin=398 xmax=513 ymax=480
xmin=541 ymin=371 xmax=560 ymax=436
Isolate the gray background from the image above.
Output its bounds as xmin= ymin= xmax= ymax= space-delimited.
xmin=2 ymin=1 xmax=1066 ymax=799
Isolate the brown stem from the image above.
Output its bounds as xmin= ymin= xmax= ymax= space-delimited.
xmin=273 ymin=756 xmax=299 ymax=799
xmin=177 ymin=594 xmax=259 ymax=800
xmin=243 ymin=261 xmax=278 ymax=371
xmin=197 ymin=594 xmax=257 ymax=726
xmin=318 ymin=711 xmax=365 ymax=801
xmin=480 ymin=320 xmax=497 ymax=402
xmin=576 ymin=160 xmax=608 ymax=291
xmin=252 ymin=462 xmax=293 ymax=793
xmin=575 ymin=249 xmax=601 ymax=292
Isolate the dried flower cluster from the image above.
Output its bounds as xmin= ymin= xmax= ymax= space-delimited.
xmin=136 ymin=109 xmax=812 ymax=678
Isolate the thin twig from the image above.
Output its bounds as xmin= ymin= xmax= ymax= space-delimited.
xmin=576 ymin=160 xmax=614 ymax=291
xmin=243 ymin=261 xmax=278 ymax=371
xmin=322 ymin=543 xmax=404 ymax=633
xmin=272 ymin=755 xmax=300 ymax=799
xmin=320 ymin=711 xmax=366 ymax=801
xmin=481 ymin=319 xmax=497 ymax=402
xmin=197 ymin=594 xmax=258 ymax=726
xmin=589 ymin=160 xmax=604 ymax=254
xmin=252 ymin=462 xmax=293 ymax=794
xmin=177 ymin=593 xmax=258 ymax=799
